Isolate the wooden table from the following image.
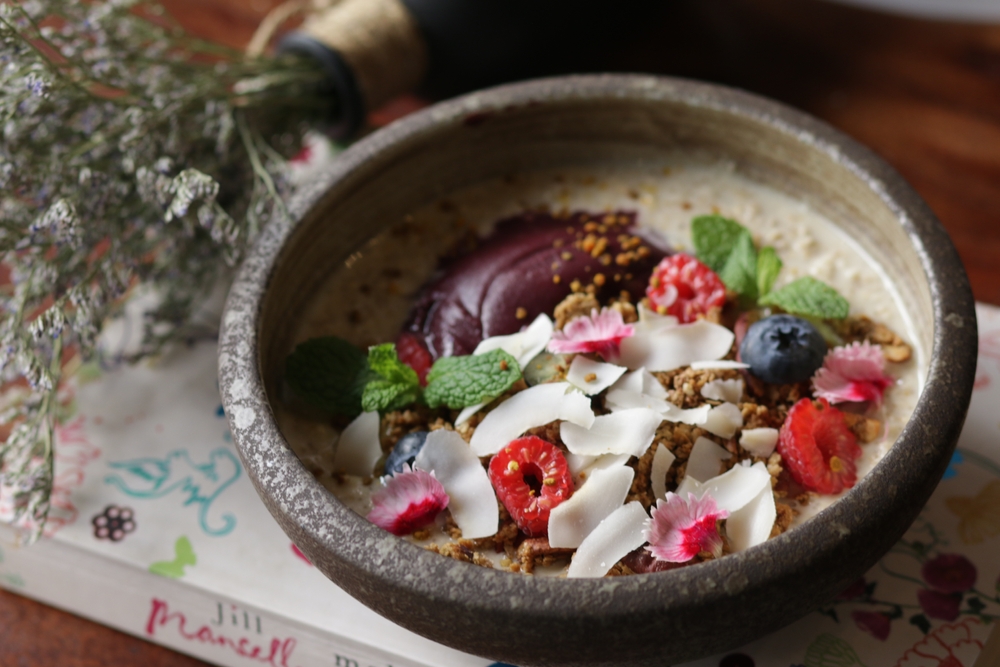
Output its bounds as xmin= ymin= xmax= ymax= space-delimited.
xmin=1 ymin=1 xmax=998 ymax=664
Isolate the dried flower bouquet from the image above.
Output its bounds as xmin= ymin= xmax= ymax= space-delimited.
xmin=0 ymin=0 xmax=331 ymax=539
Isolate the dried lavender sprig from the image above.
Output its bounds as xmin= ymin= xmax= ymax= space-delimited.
xmin=0 ymin=0 xmax=334 ymax=541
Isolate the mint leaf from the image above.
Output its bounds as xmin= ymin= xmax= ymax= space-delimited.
xmin=759 ymin=277 xmax=850 ymax=319
xmin=718 ymin=231 xmax=758 ymax=300
xmin=368 ymin=343 xmax=419 ymax=386
xmin=361 ymin=344 xmax=421 ymax=413
xmin=285 ymin=337 xmax=370 ymax=417
xmin=424 ymin=349 xmax=522 ymax=409
xmin=756 ymin=246 xmax=783 ymax=297
xmin=691 ymin=215 xmax=749 ymax=272
xmin=362 ymin=377 xmax=422 ymax=413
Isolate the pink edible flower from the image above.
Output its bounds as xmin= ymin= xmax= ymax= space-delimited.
xmin=812 ymin=341 xmax=895 ymax=406
xmin=643 ymin=492 xmax=729 ymax=563
xmin=368 ymin=466 xmax=449 ymax=536
xmin=547 ymin=308 xmax=634 ymax=360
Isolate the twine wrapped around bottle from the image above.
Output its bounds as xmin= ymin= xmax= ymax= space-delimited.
xmin=248 ymin=0 xmax=428 ymax=114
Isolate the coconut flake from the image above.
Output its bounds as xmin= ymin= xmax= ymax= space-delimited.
xmin=618 ymin=320 xmax=735 ymax=372
xmin=700 ymin=378 xmax=745 ymax=404
xmin=333 ymin=411 xmax=382 ymax=476
xmin=609 ymin=367 xmax=669 ymax=399
xmin=740 ymin=428 xmax=779 ymax=458
xmin=413 ymin=430 xmax=498 ymax=539
xmin=725 ymin=483 xmax=777 ymax=552
xmin=560 ymin=408 xmax=662 ymax=458
xmin=690 ymin=360 xmax=750 ymax=370
xmin=469 ymin=382 xmax=594 ymax=456
xmin=675 ymin=473 xmax=703 ymax=499
xmin=567 ymin=501 xmax=649 ymax=578
xmin=453 ymin=403 xmax=483 ymax=427
xmin=650 ymin=444 xmax=677 ymax=502
xmin=566 ymin=356 xmax=627 ymax=395
xmin=662 ymin=402 xmax=712 ymax=426
xmin=685 ymin=436 xmax=732 ymax=483
xmin=634 ymin=304 xmax=679 ymax=334
xmin=560 ymin=389 xmax=597 ymax=428
xmin=689 ymin=461 xmax=772 ymax=514
xmin=702 ymin=402 xmax=744 ymax=439
xmin=473 ymin=313 xmax=554 ymax=369
xmin=548 ymin=466 xmax=634 ymax=548
xmin=604 ymin=389 xmax=712 ymax=426
xmin=565 ymin=452 xmax=631 ymax=486
xmin=604 ymin=388 xmax=671 ymax=413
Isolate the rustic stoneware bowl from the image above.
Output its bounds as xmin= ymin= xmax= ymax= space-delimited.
xmin=218 ymin=74 xmax=977 ymax=667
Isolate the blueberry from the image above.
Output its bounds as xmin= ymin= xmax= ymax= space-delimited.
xmin=739 ymin=315 xmax=827 ymax=385
xmin=384 ymin=431 xmax=429 ymax=475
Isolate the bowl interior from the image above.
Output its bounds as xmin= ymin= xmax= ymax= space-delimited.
xmin=227 ymin=76 xmax=975 ymax=667
xmin=259 ymin=88 xmax=935 ymax=393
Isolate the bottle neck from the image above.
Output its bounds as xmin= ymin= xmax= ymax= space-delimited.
xmin=300 ymin=0 xmax=429 ymax=115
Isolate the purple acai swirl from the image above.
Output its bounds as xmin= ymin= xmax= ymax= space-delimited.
xmin=401 ymin=210 xmax=672 ymax=360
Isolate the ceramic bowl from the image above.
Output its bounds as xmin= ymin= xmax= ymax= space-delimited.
xmin=218 ymin=74 xmax=978 ymax=667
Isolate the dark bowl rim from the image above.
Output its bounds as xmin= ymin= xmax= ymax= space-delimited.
xmin=218 ymin=73 xmax=977 ymax=625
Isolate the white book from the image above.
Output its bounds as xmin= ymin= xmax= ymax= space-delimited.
xmin=0 ymin=340 xmax=499 ymax=667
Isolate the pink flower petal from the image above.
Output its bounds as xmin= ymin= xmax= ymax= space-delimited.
xmin=368 ymin=466 xmax=449 ymax=536
xmin=812 ymin=341 xmax=896 ymax=406
xmin=547 ymin=308 xmax=635 ymax=360
xmin=643 ymin=492 xmax=729 ymax=563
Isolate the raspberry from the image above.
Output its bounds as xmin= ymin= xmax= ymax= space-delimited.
xmin=395 ymin=332 xmax=433 ymax=385
xmin=488 ymin=436 xmax=574 ymax=536
xmin=777 ymin=398 xmax=861 ymax=494
xmin=646 ymin=254 xmax=727 ymax=323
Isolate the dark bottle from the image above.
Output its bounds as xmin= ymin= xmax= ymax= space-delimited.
xmin=280 ymin=0 xmax=662 ymax=138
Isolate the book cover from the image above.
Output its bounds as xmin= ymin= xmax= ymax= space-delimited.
xmin=0 ymin=338 xmax=497 ymax=667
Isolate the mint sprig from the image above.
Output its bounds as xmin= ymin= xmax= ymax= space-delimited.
xmin=691 ymin=215 xmax=748 ymax=272
xmin=286 ymin=337 xmax=524 ymax=416
xmin=718 ymin=230 xmax=759 ymax=302
xmin=755 ymin=246 xmax=783 ymax=298
xmin=285 ymin=337 xmax=372 ymax=417
xmin=758 ymin=277 xmax=850 ymax=320
xmin=361 ymin=344 xmax=422 ymax=413
xmin=424 ymin=349 xmax=522 ymax=409
xmin=692 ymin=215 xmax=847 ymax=319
